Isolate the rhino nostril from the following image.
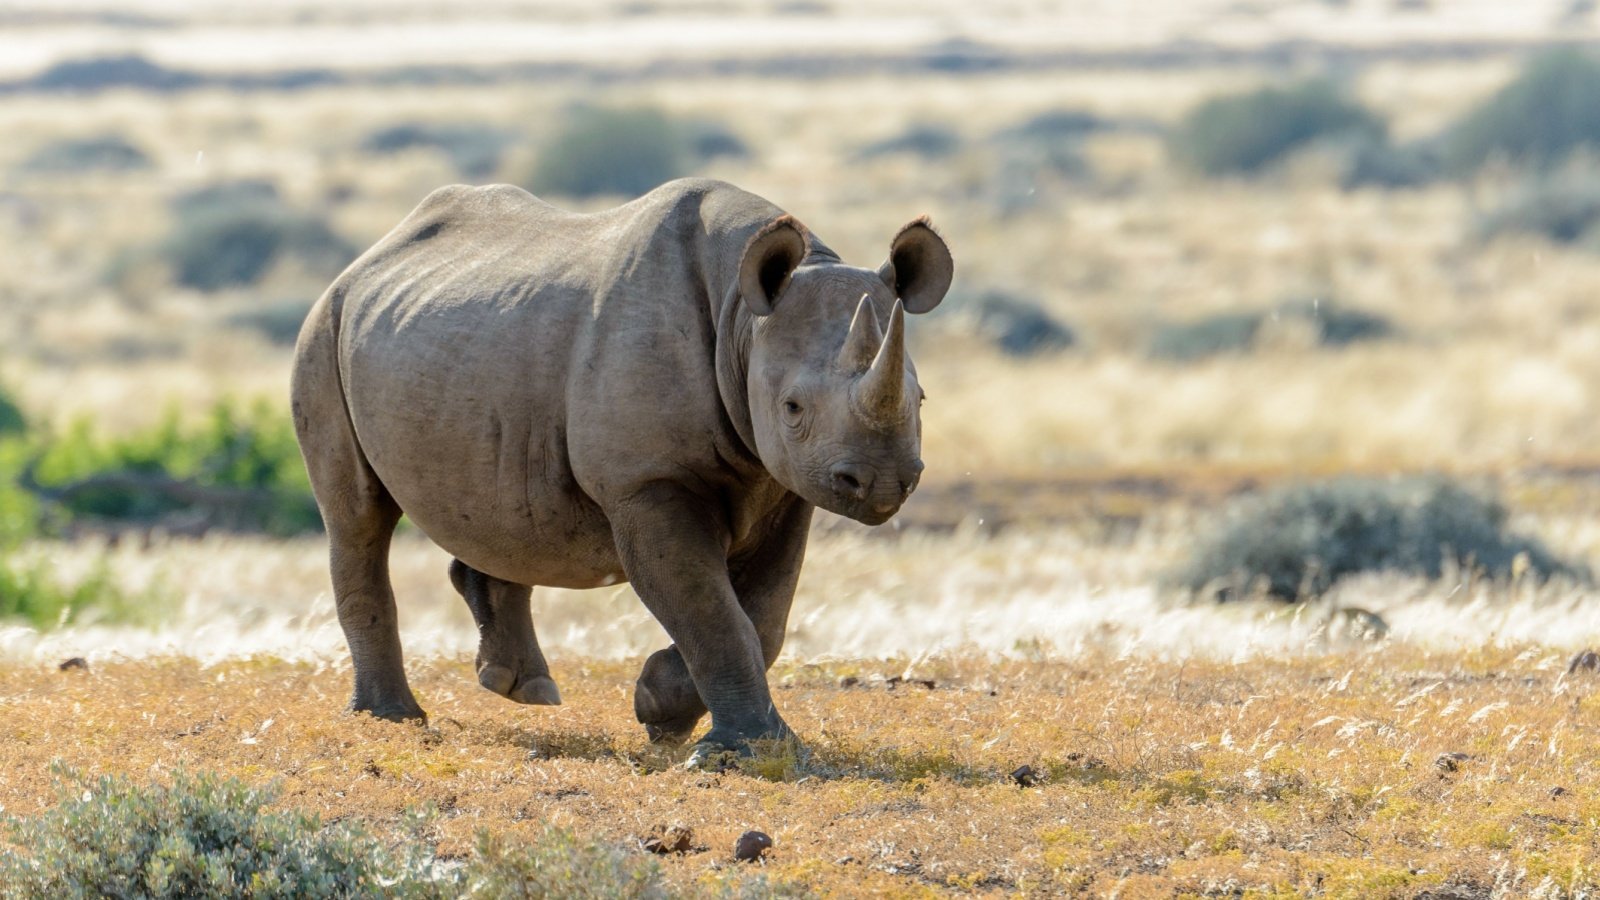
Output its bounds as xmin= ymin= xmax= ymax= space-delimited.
xmin=831 ymin=465 xmax=870 ymax=500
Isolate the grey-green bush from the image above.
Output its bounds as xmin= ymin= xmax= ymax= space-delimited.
xmin=1173 ymin=80 xmax=1385 ymax=177
xmin=360 ymin=122 xmax=514 ymax=179
xmin=0 ymin=385 xmax=24 ymax=437
xmin=1274 ymin=296 xmax=1397 ymax=346
xmin=529 ymin=106 xmax=688 ymax=199
xmin=1471 ymin=171 xmax=1600 ymax=246
xmin=957 ymin=290 xmax=1076 ymax=356
xmin=857 ymin=123 xmax=962 ymax=160
xmin=1173 ymin=477 xmax=1580 ymax=601
xmin=1444 ymin=49 xmax=1600 ymax=173
xmin=1147 ymin=311 xmax=1263 ymax=361
xmin=0 ymin=769 xmax=441 ymax=900
xmin=164 ymin=181 xmax=355 ymax=290
xmin=20 ymin=134 xmax=152 ymax=173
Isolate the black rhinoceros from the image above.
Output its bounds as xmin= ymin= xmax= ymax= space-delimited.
xmin=291 ymin=178 xmax=952 ymax=757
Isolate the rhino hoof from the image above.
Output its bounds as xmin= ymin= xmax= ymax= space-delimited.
xmin=478 ymin=665 xmax=561 ymax=706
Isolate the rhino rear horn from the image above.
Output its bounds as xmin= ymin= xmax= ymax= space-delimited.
xmin=856 ymin=299 xmax=907 ymax=422
xmin=738 ymin=215 xmax=807 ymax=316
xmin=837 ymin=293 xmax=884 ymax=374
xmin=877 ymin=217 xmax=954 ymax=314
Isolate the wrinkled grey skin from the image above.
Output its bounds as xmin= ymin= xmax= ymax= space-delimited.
xmin=291 ymin=178 xmax=953 ymax=756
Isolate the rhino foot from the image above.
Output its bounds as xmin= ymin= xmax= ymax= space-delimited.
xmin=349 ymin=697 xmax=427 ymax=724
xmin=634 ymin=647 xmax=707 ymax=745
xmin=478 ymin=663 xmax=562 ymax=705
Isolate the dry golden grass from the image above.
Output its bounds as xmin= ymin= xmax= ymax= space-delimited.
xmin=2 ymin=647 xmax=1597 ymax=897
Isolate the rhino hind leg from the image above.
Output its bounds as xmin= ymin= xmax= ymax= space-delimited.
xmin=293 ymin=298 xmax=425 ymax=724
xmin=634 ymin=646 xmax=706 ymax=745
xmin=449 ymin=559 xmax=561 ymax=706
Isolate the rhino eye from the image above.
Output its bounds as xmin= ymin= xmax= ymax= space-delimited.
xmin=783 ymin=399 xmax=802 ymax=416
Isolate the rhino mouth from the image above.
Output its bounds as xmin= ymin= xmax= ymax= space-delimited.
xmin=826 ymin=495 xmax=902 ymax=527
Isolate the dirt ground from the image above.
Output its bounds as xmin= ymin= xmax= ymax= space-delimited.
xmin=1 ymin=647 xmax=1595 ymax=897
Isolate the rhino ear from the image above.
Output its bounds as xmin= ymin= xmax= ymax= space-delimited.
xmin=738 ymin=215 xmax=807 ymax=317
xmin=877 ymin=217 xmax=953 ymax=314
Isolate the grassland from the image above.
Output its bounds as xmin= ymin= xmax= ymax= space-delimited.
xmin=7 ymin=1 xmax=1600 ymax=896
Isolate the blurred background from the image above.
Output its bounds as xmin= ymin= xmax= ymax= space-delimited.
xmin=4 ymin=0 xmax=1600 ymax=661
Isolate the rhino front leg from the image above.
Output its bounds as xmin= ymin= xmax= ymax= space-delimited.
xmin=448 ymin=559 xmax=560 ymax=706
xmin=611 ymin=484 xmax=790 ymax=755
xmin=634 ymin=498 xmax=812 ymax=745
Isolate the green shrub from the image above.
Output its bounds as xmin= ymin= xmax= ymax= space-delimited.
xmin=0 ymin=557 xmax=149 ymax=629
xmin=30 ymin=399 xmax=320 ymax=536
xmin=226 ymin=298 xmax=315 ymax=346
xmin=1274 ymin=296 xmax=1397 ymax=346
xmin=0 ymin=769 xmax=440 ymax=900
xmin=684 ymin=119 xmax=751 ymax=161
xmin=164 ymin=182 xmax=355 ymax=291
xmin=26 ymin=54 xmax=199 ymax=92
xmin=1173 ymin=80 xmax=1385 ymax=177
xmin=856 ymin=124 xmax=962 ymax=160
xmin=1471 ymin=170 xmax=1600 ymax=245
xmin=1173 ymin=477 xmax=1581 ymax=601
xmin=361 ymin=122 xmax=514 ymax=179
xmin=528 ymin=106 xmax=688 ymax=199
xmin=20 ymin=134 xmax=152 ymax=173
xmin=1337 ymin=137 xmax=1443 ymax=190
xmin=0 ymin=385 xmax=24 ymax=437
xmin=1147 ymin=311 xmax=1263 ymax=361
xmin=1444 ymin=50 xmax=1600 ymax=173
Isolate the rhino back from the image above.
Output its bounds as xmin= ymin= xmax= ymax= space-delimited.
xmin=330 ymin=181 xmax=780 ymax=585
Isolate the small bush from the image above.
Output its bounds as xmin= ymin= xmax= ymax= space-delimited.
xmin=226 ymin=299 xmax=315 ymax=346
xmin=959 ymin=290 xmax=1076 ymax=356
xmin=20 ymin=134 xmax=152 ymax=173
xmin=1173 ymin=80 xmax=1385 ymax=177
xmin=0 ymin=385 xmax=24 ymax=437
xmin=529 ymin=106 xmax=688 ymax=199
xmin=0 ymin=769 xmax=437 ymax=899
xmin=0 ymin=558 xmax=146 ymax=629
xmin=1173 ymin=477 xmax=1580 ymax=601
xmin=360 ymin=122 xmax=514 ymax=179
xmin=26 ymin=54 xmax=199 ymax=92
xmin=30 ymin=399 xmax=320 ymax=535
xmin=996 ymin=109 xmax=1113 ymax=144
xmin=1337 ymin=137 xmax=1443 ymax=190
xmin=1274 ymin=296 xmax=1397 ymax=346
xmin=1471 ymin=171 xmax=1600 ymax=245
xmin=1147 ymin=311 xmax=1263 ymax=361
xmin=164 ymin=182 xmax=355 ymax=290
xmin=856 ymin=123 xmax=962 ymax=160
xmin=684 ymin=119 xmax=751 ymax=161
xmin=1444 ymin=49 xmax=1600 ymax=173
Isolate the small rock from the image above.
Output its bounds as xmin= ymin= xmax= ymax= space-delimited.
xmin=733 ymin=830 xmax=773 ymax=862
xmin=1550 ymin=786 xmax=1568 ymax=799
xmin=885 ymin=674 xmax=936 ymax=690
xmin=1567 ymin=650 xmax=1600 ymax=674
xmin=1010 ymin=764 xmax=1042 ymax=787
xmin=1435 ymin=752 xmax=1471 ymax=773
xmin=58 ymin=657 xmax=88 ymax=672
xmin=838 ymin=675 xmax=859 ymax=688
xmin=642 ymin=824 xmax=693 ymax=855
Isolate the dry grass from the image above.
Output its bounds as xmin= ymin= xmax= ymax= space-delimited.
xmin=2 ymin=647 xmax=1597 ymax=897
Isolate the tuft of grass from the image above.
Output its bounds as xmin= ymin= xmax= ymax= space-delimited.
xmin=19 ymin=134 xmax=153 ymax=174
xmin=465 ymin=827 xmax=668 ymax=899
xmin=1173 ymin=80 xmax=1385 ymax=177
xmin=1173 ymin=476 xmax=1582 ymax=600
xmin=1443 ymin=49 xmax=1600 ymax=173
xmin=528 ymin=106 xmax=688 ymax=199
xmin=0 ymin=767 xmax=440 ymax=900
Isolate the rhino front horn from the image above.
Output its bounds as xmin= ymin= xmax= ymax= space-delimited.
xmin=838 ymin=293 xmax=884 ymax=375
xmin=855 ymin=299 xmax=907 ymax=423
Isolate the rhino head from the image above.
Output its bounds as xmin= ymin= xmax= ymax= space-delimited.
xmin=738 ymin=215 xmax=953 ymax=526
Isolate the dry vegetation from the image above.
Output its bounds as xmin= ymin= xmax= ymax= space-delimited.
xmin=8 ymin=0 xmax=1600 ymax=895
xmin=3 ymin=648 xmax=1600 ymax=897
